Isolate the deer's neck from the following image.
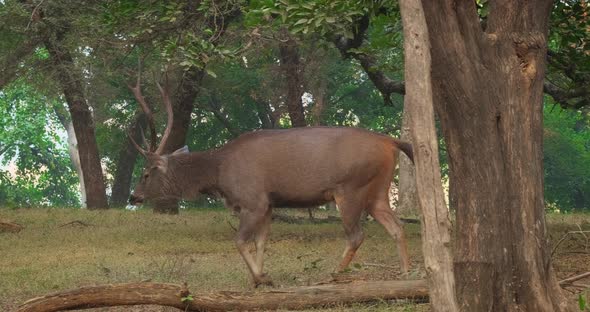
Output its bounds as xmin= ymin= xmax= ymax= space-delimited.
xmin=168 ymin=150 xmax=220 ymax=200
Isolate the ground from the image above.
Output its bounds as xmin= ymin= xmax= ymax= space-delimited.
xmin=0 ymin=208 xmax=588 ymax=311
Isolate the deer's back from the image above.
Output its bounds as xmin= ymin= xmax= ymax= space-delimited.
xmin=216 ymin=127 xmax=397 ymax=207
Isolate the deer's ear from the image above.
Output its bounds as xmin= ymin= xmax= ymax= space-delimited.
xmin=172 ymin=145 xmax=189 ymax=155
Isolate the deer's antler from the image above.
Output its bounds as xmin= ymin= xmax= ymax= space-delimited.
xmin=127 ymin=60 xmax=174 ymax=155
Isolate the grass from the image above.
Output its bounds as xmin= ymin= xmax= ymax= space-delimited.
xmin=1 ymin=208 xmax=428 ymax=311
xmin=1 ymin=208 xmax=588 ymax=311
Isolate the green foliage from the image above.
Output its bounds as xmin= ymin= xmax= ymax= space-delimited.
xmin=543 ymin=102 xmax=590 ymax=211
xmin=248 ymin=0 xmax=385 ymax=38
xmin=550 ymin=1 xmax=590 ymax=68
xmin=0 ymin=81 xmax=79 ymax=207
xmin=546 ymin=1 xmax=590 ymax=110
xmin=102 ymin=0 xmax=244 ymax=71
xmin=181 ymin=294 xmax=194 ymax=303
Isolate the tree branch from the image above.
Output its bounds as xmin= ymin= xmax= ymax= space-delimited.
xmin=201 ymin=92 xmax=241 ymax=137
xmin=544 ymin=81 xmax=590 ymax=110
xmin=332 ymin=14 xmax=405 ymax=104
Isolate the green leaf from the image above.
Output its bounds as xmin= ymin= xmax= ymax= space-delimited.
xmin=294 ymin=18 xmax=308 ymax=25
xmin=206 ymin=69 xmax=217 ymax=78
xmin=181 ymin=294 xmax=194 ymax=302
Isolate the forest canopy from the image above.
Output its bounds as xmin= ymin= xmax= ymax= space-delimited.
xmin=0 ymin=0 xmax=588 ymax=211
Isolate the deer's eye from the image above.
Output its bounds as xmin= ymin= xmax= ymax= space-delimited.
xmin=143 ymin=173 xmax=149 ymax=180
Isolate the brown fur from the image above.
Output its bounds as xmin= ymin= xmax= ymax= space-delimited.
xmin=130 ymin=127 xmax=412 ymax=286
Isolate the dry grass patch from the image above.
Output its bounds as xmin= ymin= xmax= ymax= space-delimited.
xmin=3 ymin=208 xmax=587 ymax=311
xmin=1 ymin=208 xmax=424 ymax=311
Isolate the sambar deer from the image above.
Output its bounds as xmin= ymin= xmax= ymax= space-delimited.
xmin=127 ymin=73 xmax=413 ymax=287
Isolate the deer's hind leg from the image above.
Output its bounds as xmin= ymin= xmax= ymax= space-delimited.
xmin=333 ymin=190 xmax=368 ymax=272
xmin=234 ymin=198 xmax=274 ymax=287
xmin=367 ymin=193 xmax=410 ymax=273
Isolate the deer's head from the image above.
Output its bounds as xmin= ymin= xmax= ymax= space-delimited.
xmin=127 ymin=64 xmax=188 ymax=205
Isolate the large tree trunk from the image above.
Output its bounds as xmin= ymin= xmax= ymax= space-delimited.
xmin=17 ymin=280 xmax=428 ymax=312
xmin=54 ymin=106 xmax=86 ymax=208
xmin=422 ymin=1 xmax=569 ymax=310
xmin=161 ymin=68 xmax=205 ymax=154
xmin=279 ymin=34 xmax=306 ymax=128
xmin=44 ymin=38 xmax=108 ymax=210
xmin=279 ymin=34 xmax=315 ymax=218
xmin=153 ymin=67 xmax=205 ymax=214
xmin=110 ymin=114 xmax=146 ymax=207
xmin=399 ymin=1 xmax=459 ymax=310
xmin=397 ymin=110 xmax=418 ymax=215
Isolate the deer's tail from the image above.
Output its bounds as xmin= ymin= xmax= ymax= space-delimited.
xmin=393 ymin=140 xmax=414 ymax=164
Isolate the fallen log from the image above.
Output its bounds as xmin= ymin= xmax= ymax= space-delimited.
xmin=17 ymin=279 xmax=428 ymax=312
xmin=0 ymin=220 xmax=23 ymax=233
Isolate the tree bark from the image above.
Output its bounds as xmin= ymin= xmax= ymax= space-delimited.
xmin=54 ymin=106 xmax=86 ymax=208
xmin=279 ymin=34 xmax=306 ymax=127
xmin=161 ymin=67 xmax=205 ymax=154
xmin=110 ymin=113 xmax=147 ymax=207
xmin=17 ymin=280 xmax=428 ymax=312
xmin=44 ymin=37 xmax=108 ymax=210
xmin=399 ymin=1 xmax=459 ymax=311
xmin=311 ymin=78 xmax=328 ymax=126
xmin=397 ymin=110 xmax=418 ymax=215
xmin=421 ymin=1 xmax=569 ymax=310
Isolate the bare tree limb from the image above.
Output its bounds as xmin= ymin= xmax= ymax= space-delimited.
xmin=559 ymin=272 xmax=590 ymax=286
xmin=17 ymin=280 xmax=428 ymax=312
xmin=544 ymin=81 xmax=590 ymax=110
xmin=551 ymin=230 xmax=590 ymax=256
xmin=332 ymin=14 xmax=405 ymax=104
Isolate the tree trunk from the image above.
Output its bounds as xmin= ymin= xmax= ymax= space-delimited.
xmin=399 ymin=1 xmax=459 ymax=310
xmin=44 ymin=38 xmax=108 ymax=210
xmin=421 ymin=1 xmax=569 ymax=310
xmin=16 ymin=280 xmax=428 ymax=312
xmin=54 ymin=106 xmax=86 ymax=208
xmin=397 ymin=110 xmax=418 ymax=215
xmin=279 ymin=34 xmax=306 ymax=128
xmin=153 ymin=67 xmax=205 ymax=214
xmin=110 ymin=114 xmax=146 ymax=207
xmin=311 ymin=78 xmax=328 ymax=126
xmin=161 ymin=68 xmax=205 ymax=154
xmin=278 ymin=34 xmax=314 ymax=217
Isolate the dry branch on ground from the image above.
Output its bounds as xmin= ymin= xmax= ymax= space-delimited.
xmin=0 ymin=220 xmax=23 ymax=233
xmin=17 ymin=280 xmax=428 ymax=312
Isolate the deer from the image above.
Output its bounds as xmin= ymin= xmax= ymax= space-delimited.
xmin=127 ymin=71 xmax=413 ymax=287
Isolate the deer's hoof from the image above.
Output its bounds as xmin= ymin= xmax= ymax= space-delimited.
xmin=254 ymin=273 xmax=274 ymax=288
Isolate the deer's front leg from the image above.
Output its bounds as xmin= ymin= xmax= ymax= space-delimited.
xmin=235 ymin=204 xmax=273 ymax=287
